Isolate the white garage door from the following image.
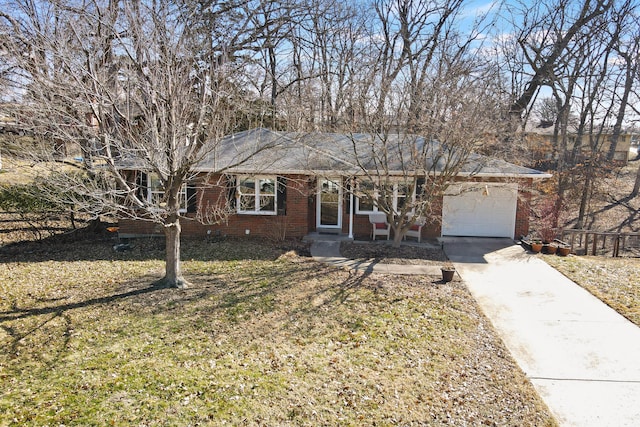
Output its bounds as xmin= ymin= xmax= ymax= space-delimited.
xmin=442 ymin=183 xmax=517 ymax=238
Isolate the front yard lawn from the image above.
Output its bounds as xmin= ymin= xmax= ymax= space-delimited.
xmin=0 ymin=238 xmax=556 ymax=426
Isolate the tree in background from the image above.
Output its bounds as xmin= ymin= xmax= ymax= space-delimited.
xmin=497 ymin=0 xmax=639 ymax=233
xmin=505 ymin=0 xmax=614 ymax=121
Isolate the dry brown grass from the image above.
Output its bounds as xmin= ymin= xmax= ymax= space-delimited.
xmin=544 ymin=255 xmax=640 ymax=326
xmin=0 ymin=235 xmax=557 ymax=426
xmin=0 ymin=156 xmax=64 ymax=185
xmin=532 ymin=159 xmax=640 ymax=327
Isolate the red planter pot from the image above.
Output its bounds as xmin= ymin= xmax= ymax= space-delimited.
xmin=530 ymin=242 xmax=543 ymax=253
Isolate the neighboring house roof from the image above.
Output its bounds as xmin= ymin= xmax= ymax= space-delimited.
xmin=523 ymin=120 xmax=633 ymax=162
xmin=524 ymin=119 xmax=636 ymax=139
xmin=199 ymin=128 xmax=551 ymax=179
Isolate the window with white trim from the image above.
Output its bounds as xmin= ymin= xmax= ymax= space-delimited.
xmin=355 ymin=180 xmax=376 ymax=213
xmin=146 ymin=173 xmax=188 ymax=212
xmin=396 ymin=182 xmax=410 ymax=211
xmin=355 ymin=180 xmax=415 ymax=214
xmin=237 ymin=176 xmax=277 ymax=215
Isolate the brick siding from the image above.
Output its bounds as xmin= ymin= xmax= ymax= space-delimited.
xmin=119 ymin=173 xmax=313 ymax=239
xmin=118 ymin=172 xmax=531 ymax=240
xmin=515 ymin=179 xmax=533 ymax=239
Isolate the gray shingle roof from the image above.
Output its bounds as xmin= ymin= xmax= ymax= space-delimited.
xmin=198 ymin=128 xmax=550 ymax=178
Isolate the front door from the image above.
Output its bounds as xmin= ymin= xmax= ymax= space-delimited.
xmin=316 ymin=177 xmax=342 ymax=230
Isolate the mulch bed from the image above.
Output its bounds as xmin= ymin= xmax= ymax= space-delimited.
xmin=340 ymin=240 xmax=448 ymax=265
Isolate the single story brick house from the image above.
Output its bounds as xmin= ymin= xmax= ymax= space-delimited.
xmin=118 ymin=128 xmax=551 ymax=240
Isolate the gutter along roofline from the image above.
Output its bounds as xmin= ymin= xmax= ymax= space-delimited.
xmin=191 ymin=167 xmax=553 ymax=180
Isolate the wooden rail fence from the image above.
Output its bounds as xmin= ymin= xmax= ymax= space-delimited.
xmin=560 ymin=229 xmax=640 ymax=257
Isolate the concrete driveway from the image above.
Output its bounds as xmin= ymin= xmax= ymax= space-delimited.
xmin=442 ymin=237 xmax=640 ymax=427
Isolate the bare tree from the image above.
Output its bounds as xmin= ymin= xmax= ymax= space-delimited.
xmin=0 ymin=0 xmax=278 ymax=288
xmin=533 ymin=97 xmax=560 ymax=127
xmin=498 ymin=0 xmax=639 ymax=233
xmin=333 ymin=0 xmax=506 ymax=247
xmin=507 ymin=0 xmax=613 ymax=120
xmin=607 ymin=10 xmax=640 ymax=198
xmin=269 ymin=0 xmax=369 ymax=131
xmin=607 ymin=16 xmax=639 ymax=162
xmin=556 ymin=2 xmax=633 ymax=228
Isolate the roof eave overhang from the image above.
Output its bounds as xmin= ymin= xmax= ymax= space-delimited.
xmin=457 ymin=172 xmax=553 ymax=179
xmin=192 ymin=167 xmax=552 ymax=180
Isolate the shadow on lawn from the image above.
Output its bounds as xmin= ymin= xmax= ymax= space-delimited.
xmin=0 ymin=254 xmax=332 ymax=323
xmin=0 ymin=275 xmax=167 ymax=368
xmin=0 ymin=226 xmax=446 ymax=374
xmin=0 ymin=260 xmax=337 ymax=368
xmin=0 ymin=280 xmax=167 ymax=322
xmin=0 ymin=254 xmax=449 ymax=381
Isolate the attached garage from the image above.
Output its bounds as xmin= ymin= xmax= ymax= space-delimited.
xmin=442 ymin=183 xmax=518 ymax=238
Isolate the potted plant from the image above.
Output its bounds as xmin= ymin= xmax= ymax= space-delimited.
xmin=545 ymin=242 xmax=558 ymax=255
xmin=530 ymin=239 xmax=543 ymax=253
xmin=557 ymin=245 xmax=571 ymax=256
xmin=441 ymin=262 xmax=456 ymax=282
xmin=521 ymin=235 xmax=542 ymax=252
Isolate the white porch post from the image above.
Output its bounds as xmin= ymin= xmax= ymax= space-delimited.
xmin=348 ymin=177 xmax=354 ymax=239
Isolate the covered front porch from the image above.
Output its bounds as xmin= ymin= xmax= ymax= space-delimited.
xmin=312 ymin=176 xmax=437 ymax=242
xmin=303 ymin=231 xmax=447 ymax=276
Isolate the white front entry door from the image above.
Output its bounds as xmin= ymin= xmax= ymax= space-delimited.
xmin=317 ymin=178 xmax=342 ymax=230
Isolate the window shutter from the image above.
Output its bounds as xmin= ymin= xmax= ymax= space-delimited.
xmin=136 ymin=172 xmax=148 ymax=200
xmin=226 ymin=175 xmax=237 ymax=210
xmin=186 ymin=181 xmax=197 ymax=213
xmin=277 ymin=176 xmax=287 ymax=215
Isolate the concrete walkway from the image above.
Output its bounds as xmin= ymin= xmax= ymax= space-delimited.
xmin=442 ymin=237 xmax=640 ymax=427
xmin=309 ymin=237 xmax=444 ymax=276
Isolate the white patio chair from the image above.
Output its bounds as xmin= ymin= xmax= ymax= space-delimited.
xmin=369 ymin=213 xmax=390 ymax=240
xmin=404 ymin=216 xmax=425 ymax=243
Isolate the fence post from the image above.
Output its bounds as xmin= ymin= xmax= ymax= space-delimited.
xmin=561 ymin=229 xmax=639 ymax=257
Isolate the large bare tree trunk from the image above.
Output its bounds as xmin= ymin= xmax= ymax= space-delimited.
xmin=606 ymin=65 xmax=633 ymax=161
xmin=632 ymin=164 xmax=640 ymax=198
xmin=508 ymin=0 xmax=613 ymax=119
xmin=392 ymin=226 xmax=403 ymax=248
xmin=575 ymin=172 xmax=592 ymax=229
xmin=158 ymin=216 xmax=189 ymax=289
